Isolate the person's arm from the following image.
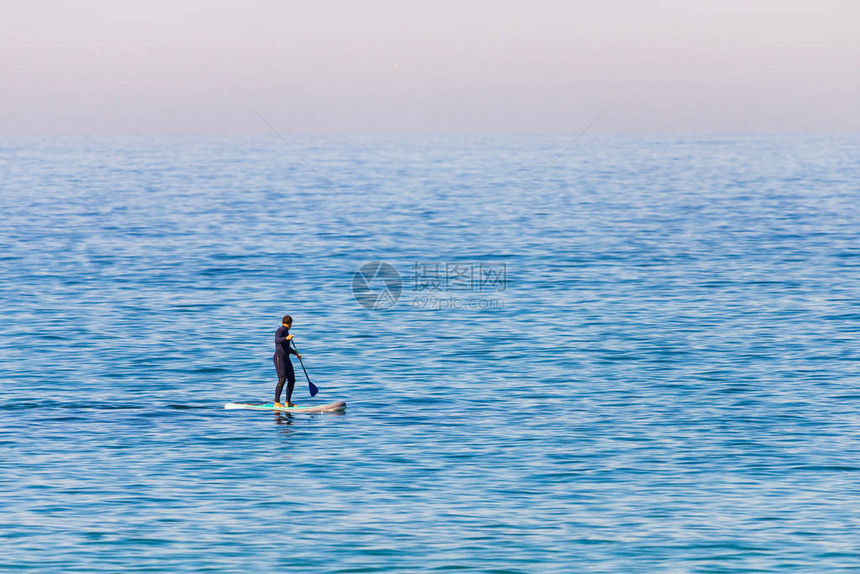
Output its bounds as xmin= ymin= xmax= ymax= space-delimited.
xmin=275 ymin=328 xmax=297 ymax=353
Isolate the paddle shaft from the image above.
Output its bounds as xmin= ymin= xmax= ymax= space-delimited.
xmin=291 ymin=340 xmax=319 ymax=397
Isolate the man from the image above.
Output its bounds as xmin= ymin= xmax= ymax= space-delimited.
xmin=273 ymin=315 xmax=301 ymax=408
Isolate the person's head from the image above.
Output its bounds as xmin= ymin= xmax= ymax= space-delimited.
xmin=282 ymin=315 xmax=293 ymax=327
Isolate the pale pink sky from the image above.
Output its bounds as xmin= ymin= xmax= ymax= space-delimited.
xmin=1 ymin=0 xmax=858 ymax=134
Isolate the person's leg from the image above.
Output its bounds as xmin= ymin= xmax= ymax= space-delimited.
xmin=274 ymin=355 xmax=287 ymax=406
xmin=275 ymin=378 xmax=287 ymax=405
xmin=284 ymin=360 xmax=296 ymax=406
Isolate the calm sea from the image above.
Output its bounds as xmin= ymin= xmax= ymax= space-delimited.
xmin=1 ymin=134 xmax=859 ymax=572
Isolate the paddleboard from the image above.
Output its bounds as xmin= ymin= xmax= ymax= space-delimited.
xmin=224 ymin=401 xmax=346 ymax=413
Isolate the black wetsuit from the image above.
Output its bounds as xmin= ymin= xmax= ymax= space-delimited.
xmin=273 ymin=325 xmax=298 ymax=404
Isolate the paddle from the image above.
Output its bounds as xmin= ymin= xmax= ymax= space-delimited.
xmin=291 ymin=340 xmax=319 ymax=397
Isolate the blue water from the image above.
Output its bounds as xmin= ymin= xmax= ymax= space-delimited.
xmin=1 ymin=134 xmax=859 ymax=572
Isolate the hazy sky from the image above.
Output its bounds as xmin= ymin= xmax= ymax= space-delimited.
xmin=1 ymin=0 xmax=858 ymax=134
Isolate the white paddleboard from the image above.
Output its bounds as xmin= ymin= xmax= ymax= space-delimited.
xmin=224 ymin=401 xmax=346 ymax=413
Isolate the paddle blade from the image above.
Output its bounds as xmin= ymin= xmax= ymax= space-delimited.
xmin=308 ymin=380 xmax=319 ymax=397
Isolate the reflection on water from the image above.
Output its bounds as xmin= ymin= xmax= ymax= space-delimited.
xmin=274 ymin=412 xmax=294 ymax=427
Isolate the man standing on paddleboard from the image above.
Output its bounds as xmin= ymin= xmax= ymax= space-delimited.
xmin=274 ymin=315 xmax=301 ymax=408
